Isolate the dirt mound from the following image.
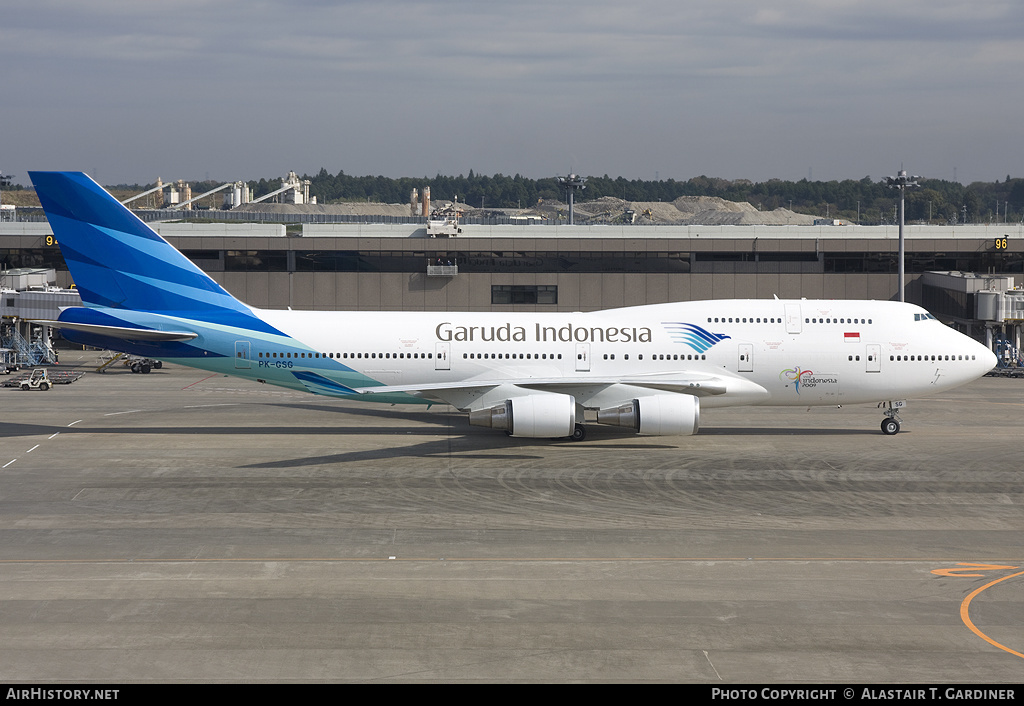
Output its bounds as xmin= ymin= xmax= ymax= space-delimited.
xmin=528 ymin=195 xmax=815 ymax=225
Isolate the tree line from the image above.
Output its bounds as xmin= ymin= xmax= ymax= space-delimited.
xmin=18 ymin=169 xmax=1024 ymax=224
xmin=288 ymin=169 xmax=1024 ymax=224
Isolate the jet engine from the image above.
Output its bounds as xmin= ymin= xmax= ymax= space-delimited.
xmin=468 ymin=393 xmax=577 ymax=438
xmin=596 ymin=394 xmax=699 ymax=436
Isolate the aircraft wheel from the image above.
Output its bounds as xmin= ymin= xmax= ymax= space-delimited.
xmin=571 ymin=424 xmax=587 ymax=441
xmin=141 ymin=364 xmax=151 ymax=374
xmin=881 ymin=418 xmax=900 ymax=436
xmin=131 ymin=363 xmax=140 ymax=373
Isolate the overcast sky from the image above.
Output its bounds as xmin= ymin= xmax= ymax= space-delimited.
xmin=4 ymin=1 xmax=1023 ymax=187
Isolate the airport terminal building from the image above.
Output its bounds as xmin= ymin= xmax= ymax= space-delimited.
xmin=3 ymin=220 xmax=1023 ymax=348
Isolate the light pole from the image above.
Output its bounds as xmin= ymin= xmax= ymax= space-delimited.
xmin=884 ymin=169 xmax=920 ymax=302
xmin=0 ymin=172 xmax=11 ymax=222
xmin=557 ymin=173 xmax=586 ymax=225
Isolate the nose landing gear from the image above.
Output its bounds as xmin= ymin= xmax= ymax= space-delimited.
xmin=878 ymin=400 xmax=906 ymax=435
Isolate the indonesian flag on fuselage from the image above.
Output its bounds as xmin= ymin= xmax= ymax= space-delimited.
xmin=844 ymin=332 xmax=860 ymax=342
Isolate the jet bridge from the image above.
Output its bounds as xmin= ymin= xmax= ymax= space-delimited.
xmin=1 ymin=270 xmax=81 ymax=366
xmin=921 ymin=271 xmax=1019 ymax=364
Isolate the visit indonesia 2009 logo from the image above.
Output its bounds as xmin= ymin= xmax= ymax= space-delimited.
xmin=780 ymin=367 xmax=838 ymax=394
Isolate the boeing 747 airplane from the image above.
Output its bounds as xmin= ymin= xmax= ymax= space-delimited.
xmin=29 ymin=171 xmax=996 ymax=440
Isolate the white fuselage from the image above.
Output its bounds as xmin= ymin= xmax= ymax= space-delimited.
xmin=227 ymin=298 xmax=995 ymax=411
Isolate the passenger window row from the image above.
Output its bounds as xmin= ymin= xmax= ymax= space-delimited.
xmin=258 ymin=351 xmax=434 ymax=360
xmin=455 ymin=352 xmax=707 ymax=362
xmin=707 ymin=316 xmax=872 ymax=325
xmin=708 ymin=317 xmax=781 ymax=324
xmin=807 ymin=317 xmax=871 ymax=324
xmin=641 ymin=353 xmax=706 ymax=361
xmin=463 ymin=353 xmax=562 ymax=360
xmin=889 ymin=354 xmax=976 ymax=361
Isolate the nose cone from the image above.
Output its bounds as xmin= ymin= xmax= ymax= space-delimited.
xmin=949 ymin=329 xmax=997 ymax=383
xmin=978 ymin=342 xmax=997 ymax=372
xmin=961 ymin=333 xmax=997 ymax=377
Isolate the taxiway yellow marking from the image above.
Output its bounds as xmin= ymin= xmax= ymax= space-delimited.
xmin=932 ymin=563 xmax=1019 ymax=578
xmin=960 ymin=569 xmax=1024 ymax=660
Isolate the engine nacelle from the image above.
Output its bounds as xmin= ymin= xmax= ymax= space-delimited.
xmin=468 ymin=393 xmax=577 ymax=438
xmin=596 ymin=394 xmax=699 ymax=436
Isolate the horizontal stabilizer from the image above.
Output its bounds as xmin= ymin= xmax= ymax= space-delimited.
xmin=31 ymin=319 xmax=198 ymax=342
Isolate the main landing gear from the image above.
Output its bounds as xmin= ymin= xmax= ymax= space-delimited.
xmin=878 ymin=400 xmax=906 ymax=435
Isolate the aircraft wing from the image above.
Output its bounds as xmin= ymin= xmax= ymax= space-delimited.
xmin=353 ymin=371 xmax=762 ymax=410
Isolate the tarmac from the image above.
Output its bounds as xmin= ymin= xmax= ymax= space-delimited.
xmin=1 ymin=353 xmax=1021 ymax=683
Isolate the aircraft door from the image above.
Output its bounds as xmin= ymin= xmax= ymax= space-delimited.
xmin=784 ymin=304 xmax=802 ymax=334
xmin=738 ymin=343 xmax=753 ymax=372
xmin=435 ymin=342 xmax=450 ymax=370
xmin=575 ymin=343 xmax=590 ymax=372
xmin=866 ymin=344 xmax=881 ymax=373
xmin=234 ymin=340 xmax=251 ymax=369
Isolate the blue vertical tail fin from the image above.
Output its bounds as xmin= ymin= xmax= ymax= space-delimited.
xmin=29 ymin=171 xmax=249 ymax=316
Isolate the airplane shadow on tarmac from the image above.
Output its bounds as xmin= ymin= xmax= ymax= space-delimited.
xmin=0 ymin=397 xmax=884 ymax=468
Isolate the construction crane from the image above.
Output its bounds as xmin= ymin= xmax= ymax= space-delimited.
xmin=249 ymin=172 xmax=311 ymax=205
xmin=170 ymin=182 xmax=240 ymax=210
xmin=120 ymin=179 xmax=168 ymax=206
